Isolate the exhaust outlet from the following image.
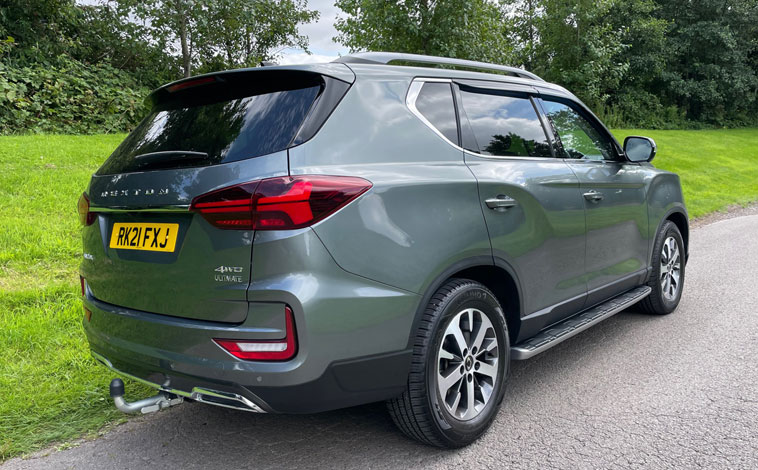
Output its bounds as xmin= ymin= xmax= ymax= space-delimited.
xmin=109 ymin=378 xmax=183 ymax=414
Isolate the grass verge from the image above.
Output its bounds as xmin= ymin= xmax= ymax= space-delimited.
xmin=1 ymin=129 xmax=757 ymax=460
xmin=612 ymin=128 xmax=758 ymax=218
xmin=0 ymin=135 xmax=150 ymax=460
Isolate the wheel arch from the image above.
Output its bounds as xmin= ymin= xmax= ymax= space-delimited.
xmin=665 ymin=210 xmax=689 ymax=259
xmin=652 ymin=207 xmax=689 ymax=265
xmin=407 ymin=256 xmax=523 ymax=348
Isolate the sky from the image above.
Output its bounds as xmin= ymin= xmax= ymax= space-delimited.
xmin=278 ymin=0 xmax=348 ymax=65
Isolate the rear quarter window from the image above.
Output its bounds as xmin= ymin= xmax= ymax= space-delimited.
xmin=415 ymin=82 xmax=459 ymax=144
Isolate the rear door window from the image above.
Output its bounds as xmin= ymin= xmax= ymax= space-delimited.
xmin=415 ymin=82 xmax=459 ymax=144
xmin=98 ymin=77 xmax=323 ymax=175
xmin=457 ymin=87 xmax=551 ymax=158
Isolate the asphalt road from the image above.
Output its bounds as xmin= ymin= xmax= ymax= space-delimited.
xmin=5 ymin=215 xmax=758 ymax=469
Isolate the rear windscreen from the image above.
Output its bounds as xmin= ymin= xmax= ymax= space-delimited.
xmin=98 ymin=78 xmax=322 ymax=175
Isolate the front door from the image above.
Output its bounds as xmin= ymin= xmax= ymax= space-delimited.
xmin=538 ymin=97 xmax=649 ymax=306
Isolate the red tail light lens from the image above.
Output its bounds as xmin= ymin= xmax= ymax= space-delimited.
xmin=80 ymin=275 xmax=86 ymax=296
xmin=77 ymin=192 xmax=96 ymax=226
xmin=190 ymin=175 xmax=371 ymax=230
xmin=214 ymin=306 xmax=297 ymax=361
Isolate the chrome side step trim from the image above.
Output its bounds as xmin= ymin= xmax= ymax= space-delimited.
xmin=91 ymin=352 xmax=266 ymax=413
xmin=511 ymin=286 xmax=652 ymax=360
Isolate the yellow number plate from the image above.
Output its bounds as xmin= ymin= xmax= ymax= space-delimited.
xmin=109 ymin=223 xmax=179 ymax=252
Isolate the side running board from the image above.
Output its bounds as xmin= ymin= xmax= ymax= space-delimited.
xmin=511 ymin=286 xmax=652 ymax=360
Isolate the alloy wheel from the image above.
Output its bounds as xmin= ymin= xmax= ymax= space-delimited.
xmin=436 ymin=308 xmax=499 ymax=421
xmin=660 ymin=236 xmax=682 ymax=301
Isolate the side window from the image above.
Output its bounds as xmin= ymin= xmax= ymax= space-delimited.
xmin=540 ymin=100 xmax=616 ymax=161
xmin=458 ymin=87 xmax=552 ymax=158
xmin=415 ymin=82 xmax=459 ymax=144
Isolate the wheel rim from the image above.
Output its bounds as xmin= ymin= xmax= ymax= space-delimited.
xmin=660 ymin=236 xmax=682 ymax=301
xmin=436 ymin=308 xmax=499 ymax=421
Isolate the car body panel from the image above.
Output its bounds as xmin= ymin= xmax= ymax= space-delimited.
xmin=84 ymin=227 xmax=417 ymax=412
xmin=81 ymin=150 xmax=289 ymax=322
xmin=288 ymin=72 xmax=492 ymax=295
xmin=464 ymin=155 xmax=588 ymax=318
xmin=80 ymin=58 xmax=688 ymax=415
xmin=565 ymin=160 xmax=650 ymax=306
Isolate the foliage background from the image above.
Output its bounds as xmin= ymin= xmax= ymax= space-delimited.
xmin=2 ymin=0 xmax=757 ymax=134
xmin=336 ymin=0 xmax=758 ymax=129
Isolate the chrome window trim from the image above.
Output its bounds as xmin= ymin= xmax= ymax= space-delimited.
xmin=406 ymin=78 xmax=557 ymax=163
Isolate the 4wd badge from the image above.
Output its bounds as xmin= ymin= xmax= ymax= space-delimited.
xmin=214 ymin=266 xmax=244 ymax=282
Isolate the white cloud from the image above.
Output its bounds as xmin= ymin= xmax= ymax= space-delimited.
xmin=280 ymin=0 xmax=348 ymax=62
xmin=298 ymin=0 xmax=347 ymax=55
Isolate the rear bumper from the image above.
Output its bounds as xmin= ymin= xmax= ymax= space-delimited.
xmin=84 ymin=297 xmax=412 ymax=413
xmin=88 ymin=341 xmax=411 ymax=414
xmin=82 ymin=228 xmax=418 ymax=414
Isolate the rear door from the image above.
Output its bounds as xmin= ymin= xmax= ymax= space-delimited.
xmin=454 ymin=81 xmax=588 ymax=329
xmin=537 ymin=96 xmax=649 ymax=306
xmin=80 ymin=69 xmax=351 ymax=322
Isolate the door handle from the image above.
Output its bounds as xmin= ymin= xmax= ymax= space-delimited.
xmin=583 ymin=190 xmax=604 ymax=203
xmin=485 ymin=195 xmax=518 ymax=212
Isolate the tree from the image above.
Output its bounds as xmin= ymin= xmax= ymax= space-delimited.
xmin=528 ymin=0 xmax=628 ymax=109
xmin=0 ymin=0 xmax=81 ymax=65
xmin=75 ymin=4 xmax=180 ymax=88
xmin=196 ymin=0 xmax=317 ymax=70
xmin=114 ymin=0 xmax=318 ymax=78
xmin=507 ymin=0 xmax=541 ymax=70
xmin=656 ymin=0 xmax=758 ymax=124
xmin=113 ymin=0 xmax=204 ymax=78
xmin=334 ymin=0 xmax=513 ymax=64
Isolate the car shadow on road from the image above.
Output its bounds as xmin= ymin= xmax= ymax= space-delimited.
xmin=92 ymin=308 xmax=657 ymax=469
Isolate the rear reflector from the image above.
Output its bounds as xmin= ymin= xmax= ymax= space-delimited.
xmin=190 ymin=175 xmax=371 ymax=230
xmin=214 ymin=306 xmax=297 ymax=361
xmin=84 ymin=307 xmax=92 ymax=322
xmin=77 ymin=192 xmax=96 ymax=226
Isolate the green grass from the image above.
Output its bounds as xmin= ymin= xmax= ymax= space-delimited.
xmin=0 ymin=135 xmax=150 ymax=460
xmin=612 ymin=128 xmax=758 ymax=218
xmin=0 ymin=129 xmax=757 ymax=460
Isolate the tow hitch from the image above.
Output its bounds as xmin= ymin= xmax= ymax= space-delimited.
xmin=109 ymin=378 xmax=184 ymax=414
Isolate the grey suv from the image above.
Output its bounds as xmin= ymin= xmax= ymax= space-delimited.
xmin=79 ymin=52 xmax=688 ymax=447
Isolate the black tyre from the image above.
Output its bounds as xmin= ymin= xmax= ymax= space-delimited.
xmin=387 ymin=278 xmax=509 ymax=448
xmin=639 ymin=221 xmax=685 ymax=315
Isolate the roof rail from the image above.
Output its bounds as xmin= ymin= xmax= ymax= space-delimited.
xmin=333 ymin=52 xmax=543 ymax=81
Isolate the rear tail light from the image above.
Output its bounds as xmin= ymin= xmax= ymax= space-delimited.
xmin=214 ymin=306 xmax=297 ymax=361
xmin=190 ymin=175 xmax=371 ymax=230
xmin=80 ymin=275 xmax=86 ymax=296
xmin=77 ymin=192 xmax=96 ymax=226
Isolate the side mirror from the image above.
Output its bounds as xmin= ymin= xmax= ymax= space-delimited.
xmin=624 ymin=136 xmax=657 ymax=162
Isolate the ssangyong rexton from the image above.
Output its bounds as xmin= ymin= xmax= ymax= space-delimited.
xmin=79 ymin=52 xmax=688 ymax=447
